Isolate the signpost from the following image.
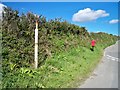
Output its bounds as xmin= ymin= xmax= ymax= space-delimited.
xmin=34 ymin=19 xmax=38 ymax=69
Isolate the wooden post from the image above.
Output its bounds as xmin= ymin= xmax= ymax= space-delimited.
xmin=34 ymin=20 xmax=38 ymax=69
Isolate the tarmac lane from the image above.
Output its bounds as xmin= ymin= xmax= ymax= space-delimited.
xmin=79 ymin=41 xmax=119 ymax=88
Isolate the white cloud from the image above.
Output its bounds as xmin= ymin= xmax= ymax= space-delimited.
xmin=109 ymin=19 xmax=119 ymax=24
xmin=96 ymin=31 xmax=101 ymax=33
xmin=0 ymin=3 xmax=7 ymax=19
xmin=72 ymin=8 xmax=109 ymax=22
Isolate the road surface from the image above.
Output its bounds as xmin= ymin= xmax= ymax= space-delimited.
xmin=79 ymin=41 xmax=119 ymax=88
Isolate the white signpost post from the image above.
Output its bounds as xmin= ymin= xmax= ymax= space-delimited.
xmin=34 ymin=20 xmax=38 ymax=69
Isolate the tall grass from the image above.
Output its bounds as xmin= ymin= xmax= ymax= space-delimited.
xmin=2 ymin=43 xmax=105 ymax=88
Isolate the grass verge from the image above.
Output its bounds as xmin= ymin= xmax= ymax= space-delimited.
xmin=2 ymin=44 xmax=105 ymax=88
xmin=42 ymin=45 xmax=104 ymax=88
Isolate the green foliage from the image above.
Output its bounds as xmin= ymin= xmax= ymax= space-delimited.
xmin=2 ymin=7 xmax=118 ymax=88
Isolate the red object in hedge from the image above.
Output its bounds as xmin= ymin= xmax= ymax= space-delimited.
xmin=91 ymin=40 xmax=96 ymax=46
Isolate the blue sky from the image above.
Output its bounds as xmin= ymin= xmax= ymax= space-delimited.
xmin=1 ymin=0 xmax=119 ymax=2
xmin=2 ymin=2 xmax=119 ymax=35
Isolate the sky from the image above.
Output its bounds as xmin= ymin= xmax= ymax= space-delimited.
xmin=0 ymin=2 xmax=119 ymax=35
xmin=1 ymin=0 xmax=119 ymax=2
